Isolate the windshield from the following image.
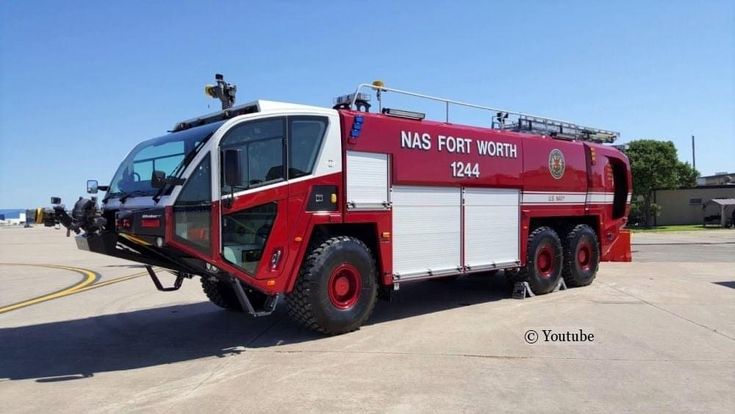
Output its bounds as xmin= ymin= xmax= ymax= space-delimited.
xmin=108 ymin=121 xmax=224 ymax=199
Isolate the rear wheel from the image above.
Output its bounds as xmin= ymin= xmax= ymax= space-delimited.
xmin=516 ymin=226 xmax=563 ymax=295
xmin=201 ymin=277 xmax=242 ymax=311
xmin=562 ymin=224 xmax=600 ymax=287
xmin=286 ymin=236 xmax=378 ymax=335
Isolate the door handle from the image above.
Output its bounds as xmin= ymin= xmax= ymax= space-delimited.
xmin=270 ymin=248 xmax=283 ymax=270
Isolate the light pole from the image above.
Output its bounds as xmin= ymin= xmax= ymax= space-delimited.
xmin=691 ymin=135 xmax=696 ymax=171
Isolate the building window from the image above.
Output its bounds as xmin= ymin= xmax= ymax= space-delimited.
xmin=689 ymin=198 xmax=702 ymax=205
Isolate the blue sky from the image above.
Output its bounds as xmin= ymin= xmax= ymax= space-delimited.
xmin=1 ymin=0 xmax=733 ymax=208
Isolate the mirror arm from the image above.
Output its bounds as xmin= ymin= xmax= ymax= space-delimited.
xmin=223 ymin=186 xmax=235 ymax=209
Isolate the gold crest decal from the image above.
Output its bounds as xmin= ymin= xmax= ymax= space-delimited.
xmin=548 ymin=149 xmax=565 ymax=180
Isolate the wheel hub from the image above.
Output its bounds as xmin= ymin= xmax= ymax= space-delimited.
xmin=333 ymin=276 xmax=350 ymax=296
xmin=577 ymin=241 xmax=592 ymax=270
xmin=536 ymin=244 xmax=555 ymax=278
xmin=328 ymin=264 xmax=361 ymax=309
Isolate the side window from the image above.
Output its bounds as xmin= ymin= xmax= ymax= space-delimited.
xmin=288 ymin=117 xmax=327 ymax=179
xmin=220 ymin=118 xmax=286 ymax=194
xmin=176 ymin=154 xmax=211 ymax=204
xmin=173 ymin=154 xmax=211 ymax=253
xmin=221 ymin=203 xmax=277 ymax=274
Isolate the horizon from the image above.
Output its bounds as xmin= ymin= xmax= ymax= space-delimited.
xmin=1 ymin=1 xmax=733 ymax=208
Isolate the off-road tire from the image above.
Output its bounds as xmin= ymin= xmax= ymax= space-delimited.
xmin=562 ymin=224 xmax=600 ymax=287
xmin=514 ymin=226 xmax=563 ymax=295
xmin=201 ymin=277 xmax=242 ymax=311
xmin=286 ymin=236 xmax=378 ymax=335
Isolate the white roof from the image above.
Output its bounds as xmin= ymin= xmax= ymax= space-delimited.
xmin=174 ymin=99 xmax=329 ymax=130
xmin=254 ymin=99 xmax=326 ymax=112
xmin=706 ymin=198 xmax=735 ymax=206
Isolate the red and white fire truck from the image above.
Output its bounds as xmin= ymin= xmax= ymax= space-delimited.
xmin=48 ymin=76 xmax=632 ymax=335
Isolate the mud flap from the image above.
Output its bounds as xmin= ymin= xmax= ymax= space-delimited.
xmin=604 ymin=229 xmax=632 ymax=262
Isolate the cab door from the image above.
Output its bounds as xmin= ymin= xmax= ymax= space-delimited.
xmin=216 ymin=115 xmax=332 ymax=280
xmin=171 ymin=153 xmax=215 ymax=257
xmin=218 ymin=117 xmax=290 ymax=280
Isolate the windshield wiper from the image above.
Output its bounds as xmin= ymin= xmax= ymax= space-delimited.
xmin=119 ymin=190 xmax=149 ymax=203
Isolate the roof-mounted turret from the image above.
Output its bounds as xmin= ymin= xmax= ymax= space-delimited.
xmin=205 ymin=73 xmax=237 ymax=110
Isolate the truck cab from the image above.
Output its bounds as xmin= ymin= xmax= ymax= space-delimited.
xmin=79 ymin=100 xmax=344 ymax=299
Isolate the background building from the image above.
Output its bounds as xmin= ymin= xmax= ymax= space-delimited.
xmin=654 ymin=185 xmax=735 ymax=225
xmin=697 ymin=172 xmax=734 ymax=186
xmin=0 ymin=209 xmax=27 ymax=226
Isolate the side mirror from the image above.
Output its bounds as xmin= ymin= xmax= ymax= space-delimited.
xmin=223 ymin=149 xmax=242 ymax=188
xmin=86 ymin=180 xmax=98 ymax=194
xmin=151 ymin=170 xmax=167 ymax=189
xmin=50 ymin=197 xmax=62 ymax=205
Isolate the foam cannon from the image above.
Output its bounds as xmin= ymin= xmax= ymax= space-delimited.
xmin=41 ymin=196 xmax=106 ymax=237
xmin=204 ymin=73 xmax=237 ymax=110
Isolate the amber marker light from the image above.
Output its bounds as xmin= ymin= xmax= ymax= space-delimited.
xmin=204 ymin=84 xmax=216 ymax=98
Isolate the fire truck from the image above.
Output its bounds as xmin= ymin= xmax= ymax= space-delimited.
xmin=46 ymin=76 xmax=632 ymax=335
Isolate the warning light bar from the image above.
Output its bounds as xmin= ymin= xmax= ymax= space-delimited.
xmin=334 ymin=92 xmax=371 ymax=107
xmin=381 ymin=108 xmax=425 ymax=121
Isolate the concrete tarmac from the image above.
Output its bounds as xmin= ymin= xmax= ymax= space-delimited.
xmin=1 ymin=226 xmax=733 ymax=413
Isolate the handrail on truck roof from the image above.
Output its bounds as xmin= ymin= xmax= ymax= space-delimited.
xmin=340 ymin=82 xmax=619 ymax=144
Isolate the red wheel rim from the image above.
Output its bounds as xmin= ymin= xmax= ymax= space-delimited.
xmin=327 ymin=264 xmax=362 ymax=309
xmin=536 ymin=243 xmax=555 ymax=279
xmin=577 ymin=239 xmax=592 ymax=271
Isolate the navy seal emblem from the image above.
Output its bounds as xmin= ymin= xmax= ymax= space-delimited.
xmin=548 ymin=149 xmax=565 ymax=180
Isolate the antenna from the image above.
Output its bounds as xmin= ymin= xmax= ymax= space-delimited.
xmin=204 ymin=73 xmax=237 ymax=110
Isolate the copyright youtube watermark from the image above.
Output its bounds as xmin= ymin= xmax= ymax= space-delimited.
xmin=524 ymin=329 xmax=595 ymax=344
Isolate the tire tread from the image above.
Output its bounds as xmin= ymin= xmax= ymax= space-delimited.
xmin=286 ymin=235 xmax=378 ymax=335
xmin=562 ymin=224 xmax=600 ymax=287
xmin=201 ymin=278 xmax=242 ymax=311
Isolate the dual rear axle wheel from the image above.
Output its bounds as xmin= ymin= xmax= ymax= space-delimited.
xmin=512 ymin=224 xmax=600 ymax=295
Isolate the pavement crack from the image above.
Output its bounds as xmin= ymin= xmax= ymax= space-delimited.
xmin=245 ymin=315 xmax=284 ymax=347
xmin=601 ymin=283 xmax=735 ymax=342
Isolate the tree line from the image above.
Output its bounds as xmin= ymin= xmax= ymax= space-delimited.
xmin=624 ymin=140 xmax=698 ymax=227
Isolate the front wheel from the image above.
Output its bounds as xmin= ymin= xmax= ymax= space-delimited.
xmin=201 ymin=277 xmax=242 ymax=311
xmin=286 ymin=236 xmax=378 ymax=335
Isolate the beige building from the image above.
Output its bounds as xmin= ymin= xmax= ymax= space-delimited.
xmin=653 ymin=185 xmax=735 ymax=225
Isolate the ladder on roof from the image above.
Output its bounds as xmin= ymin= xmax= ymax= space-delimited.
xmin=339 ymin=82 xmax=619 ymax=143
